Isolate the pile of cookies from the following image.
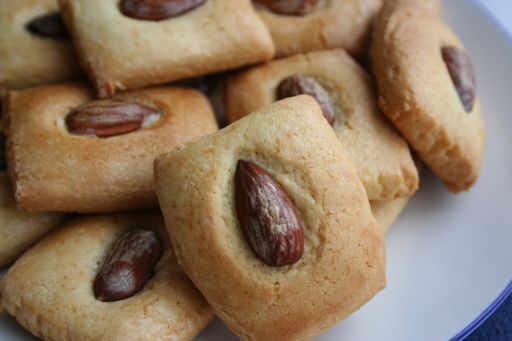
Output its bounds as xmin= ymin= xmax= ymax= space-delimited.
xmin=0 ymin=0 xmax=485 ymax=340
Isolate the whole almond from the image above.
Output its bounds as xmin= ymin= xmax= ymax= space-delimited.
xmin=94 ymin=230 xmax=162 ymax=302
xmin=442 ymin=46 xmax=477 ymax=112
xmin=235 ymin=160 xmax=304 ymax=267
xmin=26 ymin=12 xmax=69 ymax=40
xmin=66 ymin=99 xmax=160 ymax=138
xmin=277 ymin=74 xmax=335 ymax=126
xmin=253 ymin=0 xmax=322 ymax=16
xmin=120 ymin=0 xmax=206 ymax=21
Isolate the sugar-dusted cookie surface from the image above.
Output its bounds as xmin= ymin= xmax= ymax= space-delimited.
xmin=155 ymin=95 xmax=386 ymax=340
xmin=372 ymin=0 xmax=485 ymax=192
xmin=253 ymin=0 xmax=382 ymax=57
xmin=0 ymin=0 xmax=81 ymax=91
xmin=226 ymin=49 xmax=418 ymax=201
xmin=3 ymin=83 xmax=218 ymax=213
xmin=59 ymin=0 xmax=274 ymax=97
xmin=0 ymin=212 xmax=213 ymax=341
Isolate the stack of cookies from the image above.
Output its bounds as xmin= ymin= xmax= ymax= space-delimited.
xmin=0 ymin=0 xmax=485 ymax=340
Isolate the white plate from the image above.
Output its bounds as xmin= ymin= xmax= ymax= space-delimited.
xmin=1 ymin=0 xmax=512 ymax=340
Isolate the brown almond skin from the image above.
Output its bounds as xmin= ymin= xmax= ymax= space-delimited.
xmin=0 ymin=135 xmax=6 ymax=171
xmin=253 ymin=0 xmax=322 ymax=16
xmin=235 ymin=160 xmax=304 ymax=267
xmin=66 ymin=99 xmax=159 ymax=138
xmin=26 ymin=12 xmax=69 ymax=40
xmin=120 ymin=0 xmax=206 ymax=21
xmin=94 ymin=230 xmax=162 ymax=302
xmin=442 ymin=46 xmax=477 ymax=112
xmin=276 ymin=74 xmax=335 ymax=126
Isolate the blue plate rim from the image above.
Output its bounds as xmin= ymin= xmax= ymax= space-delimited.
xmin=449 ymin=280 xmax=512 ymax=340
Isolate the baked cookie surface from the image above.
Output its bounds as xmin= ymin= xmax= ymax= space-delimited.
xmin=371 ymin=197 xmax=409 ymax=234
xmin=3 ymin=83 xmax=218 ymax=213
xmin=0 ymin=171 xmax=65 ymax=266
xmin=59 ymin=0 xmax=275 ymax=97
xmin=155 ymin=95 xmax=386 ymax=340
xmin=226 ymin=49 xmax=418 ymax=201
xmin=0 ymin=212 xmax=213 ymax=341
xmin=254 ymin=0 xmax=382 ymax=57
xmin=0 ymin=0 xmax=81 ymax=90
xmin=372 ymin=0 xmax=485 ymax=192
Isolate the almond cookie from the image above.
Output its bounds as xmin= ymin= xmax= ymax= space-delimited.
xmin=372 ymin=0 xmax=485 ymax=192
xmin=3 ymin=83 xmax=218 ymax=213
xmin=155 ymin=95 xmax=386 ymax=340
xmin=371 ymin=197 xmax=409 ymax=234
xmin=59 ymin=0 xmax=274 ymax=97
xmin=1 ymin=212 xmax=213 ymax=340
xmin=253 ymin=0 xmax=382 ymax=57
xmin=226 ymin=49 xmax=418 ymax=201
xmin=0 ymin=170 xmax=65 ymax=266
xmin=0 ymin=132 xmax=65 ymax=267
xmin=0 ymin=0 xmax=81 ymax=91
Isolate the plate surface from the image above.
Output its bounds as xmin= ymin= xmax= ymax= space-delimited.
xmin=1 ymin=0 xmax=512 ymax=340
